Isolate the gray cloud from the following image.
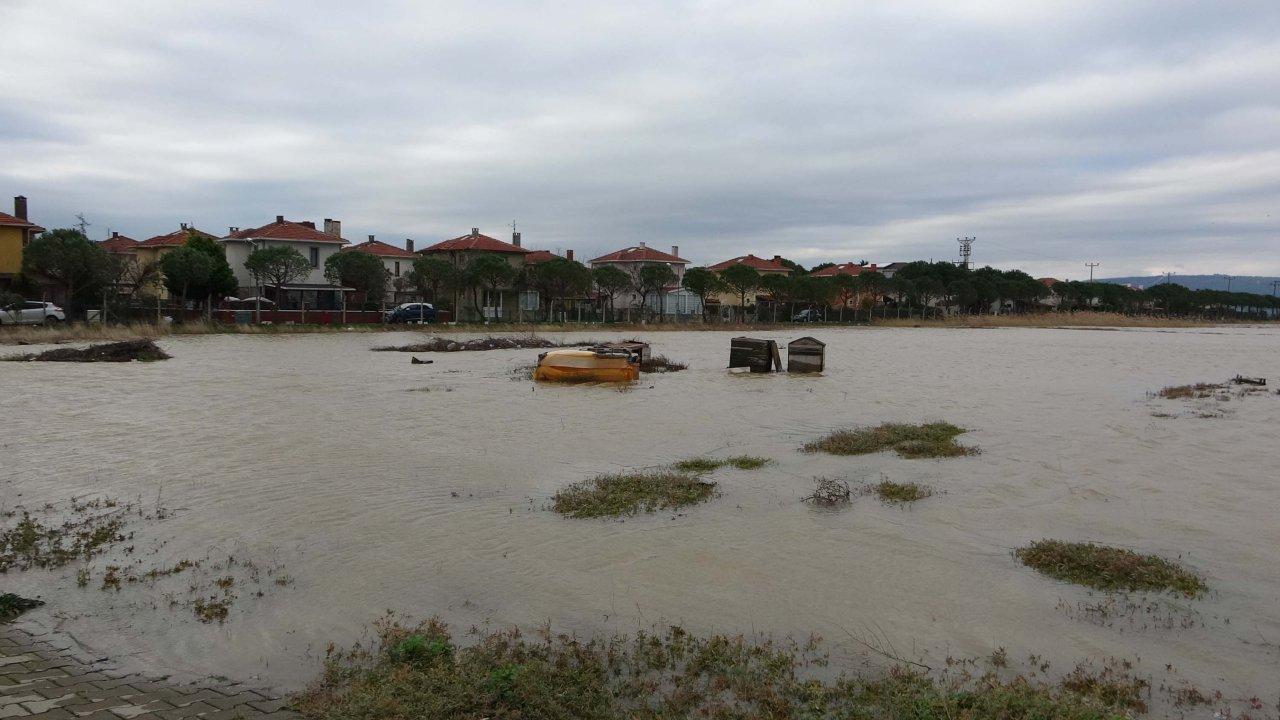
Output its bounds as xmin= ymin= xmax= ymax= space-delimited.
xmin=2 ymin=0 xmax=1278 ymax=277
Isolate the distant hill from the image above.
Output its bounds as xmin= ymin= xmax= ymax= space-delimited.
xmin=1101 ymin=275 xmax=1280 ymax=295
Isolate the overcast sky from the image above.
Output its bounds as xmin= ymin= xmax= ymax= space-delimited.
xmin=2 ymin=1 xmax=1278 ymax=278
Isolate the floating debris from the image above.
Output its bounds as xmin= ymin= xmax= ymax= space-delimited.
xmin=3 ymin=339 xmax=170 ymax=363
xmin=802 ymin=477 xmax=852 ymax=507
xmin=373 ymin=336 xmax=563 ymax=352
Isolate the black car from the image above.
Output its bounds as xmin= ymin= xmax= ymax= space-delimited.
xmin=385 ymin=303 xmax=436 ymax=324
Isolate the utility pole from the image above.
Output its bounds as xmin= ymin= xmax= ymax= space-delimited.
xmin=1164 ymin=271 xmax=1174 ymax=285
xmin=75 ymin=213 xmax=91 ymax=237
xmin=1223 ymin=275 xmax=1234 ymax=293
xmin=956 ymin=237 xmax=976 ymax=269
xmin=1085 ymin=262 xmax=1100 ymax=282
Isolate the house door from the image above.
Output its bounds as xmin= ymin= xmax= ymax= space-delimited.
xmin=483 ymin=289 xmax=503 ymax=320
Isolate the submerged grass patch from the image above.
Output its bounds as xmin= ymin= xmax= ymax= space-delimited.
xmin=639 ymin=354 xmax=687 ymax=373
xmin=0 ymin=503 xmax=130 ymax=572
xmin=552 ymin=471 xmax=716 ymax=518
xmin=295 ymin=616 xmax=1151 ymax=720
xmin=673 ymin=455 xmax=772 ymax=473
xmin=1155 ymin=383 xmax=1226 ymax=400
xmin=803 ymin=422 xmax=976 ymax=459
xmin=871 ymin=480 xmax=933 ymax=503
xmin=1016 ymin=540 xmax=1207 ymax=598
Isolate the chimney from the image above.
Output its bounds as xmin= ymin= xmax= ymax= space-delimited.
xmin=368 ymin=234 xmax=375 ymax=243
xmin=228 ymin=226 xmax=239 ymax=235
xmin=638 ymin=241 xmax=646 ymax=248
xmin=323 ymin=219 xmax=342 ymax=238
xmin=671 ymin=245 xmax=679 ymax=258
xmin=471 ymin=227 xmax=479 ymax=236
xmin=111 ymin=231 xmax=119 ymax=238
xmin=13 ymin=196 xmax=27 ymax=221
xmin=405 ymin=238 xmax=414 ymax=252
xmin=301 ymin=221 xmax=315 ymax=229
xmin=275 ymin=215 xmax=284 ymax=223
xmin=512 ymin=231 xmax=521 ymax=247
xmin=566 ymin=249 xmax=574 ymax=261
xmin=180 ymin=222 xmax=188 ymax=231
xmin=773 ymin=255 xmax=782 ymax=263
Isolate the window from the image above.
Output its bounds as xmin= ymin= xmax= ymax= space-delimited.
xmin=394 ymin=261 xmax=401 ymax=277
xmin=309 ymin=247 xmax=319 ymax=268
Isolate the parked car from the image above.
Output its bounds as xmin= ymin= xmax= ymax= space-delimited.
xmin=385 ymin=303 xmax=436 ymax=324
xmin=791 ymin=308 xmax=823 ymax=322
xmin=0 ymin=300 xmax=65 ymax=325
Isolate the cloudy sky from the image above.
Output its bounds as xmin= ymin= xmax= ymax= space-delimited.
xmin=2 ymin=1 xmax=1278 ymax=278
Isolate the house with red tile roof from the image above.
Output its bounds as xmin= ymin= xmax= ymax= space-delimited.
xmin=98 ymin=231 xmax=141 ymax=255
xmin=0 ymin=196 xmax=44 ymax=289
xmin=809 ymin=262 xmax=878 ymax=278
xmin=220 ymin=216 xmax=350 ymax=309
xmin=706 ymin=254 xmax=791 ymax=275
xmin=341 ymin=236 xmax=420 ymax=304
xmin=132 ymin=224 xmax=220 ymax=299
xmin=417 ymin=228 xmax=531 ymax=321
xmin=589 ymin=243 xmax=701 ymax=318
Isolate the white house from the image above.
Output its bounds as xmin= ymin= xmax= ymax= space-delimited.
xmin=221 ymin=216 xmax=349 ymax=309
xmin=589 ymin=243 xmax=702 ymax=317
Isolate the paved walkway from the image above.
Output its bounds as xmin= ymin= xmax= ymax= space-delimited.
xmin=0 ymin=623 xmax=298 ymax=719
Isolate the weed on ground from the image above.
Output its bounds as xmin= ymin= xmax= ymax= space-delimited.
xmin=0 ymin=499 xmax=131 ymax=572
xmin=1016 ymin=540 xmax=1206 ymax=597
xmin=870 ymin=480 xmax=934 ymax=503
xmin=803 ymin=422 xmax=977 ymax=459
xmin=0 ymin=593 xmax=45 ymax=622
xmin=552 ymin=472 xmax=716 ymax=518
xmin=802 ymin=477 xmax=852 ymax=507
xmin=295 ymin=616 xmax=1154 ymax=720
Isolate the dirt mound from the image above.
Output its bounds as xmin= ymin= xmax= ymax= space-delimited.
xmin=6 ymin=339 xmax=171 ymax=362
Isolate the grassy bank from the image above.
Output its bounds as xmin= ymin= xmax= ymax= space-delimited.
xmin=295 ymin=616 xmax=1149 ymax=720
xmin=552 ymin=471 xmax=717 ymax=518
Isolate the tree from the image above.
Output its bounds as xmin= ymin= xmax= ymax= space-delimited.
xmin=793 ymin=275 xmax=833 ymax=318
xmin=20 ymin=228 xmax=112 ymax=319
xmin=719 ymin=264 xmax=760 ymax=322
xmin=830 ymin=274 xmax=858 ymax=321
xmin=680 ymin=266 xmax=722 ymax=322
xmin=467 ymin=254 xmax=517 ymax=321
xmin=244 ymin=246 xmax=311 ymax=318
xmin=184 ymin=233 xmax=238 ymax=318
xmin=532 ymin=258 xmax=592 ymax=322
xmin=160 ymin=247 xmax=213 ymax=318
xmin=634 ymin=263 xmax=676 ymax=321
xmin=592 ymin=265 xmax=631 ymax=322
xmin=407 ymin=256 xmax=457 ymax=308
xmin=759 ymin=274 xmax=793 ymax=322
xmin=325 ymin=251 xmax=388 ymax=309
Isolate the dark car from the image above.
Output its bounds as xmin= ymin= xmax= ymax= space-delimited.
xmin=385 ymin=303 xmax=436 ymax=324
xmin=792 ymin=308 xmax=823 ymax=322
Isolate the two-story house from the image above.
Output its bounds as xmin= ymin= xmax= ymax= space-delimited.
xmin=417 ymin=228 xmax=529 ymax=321
xmin=134 ymin=224 xmax=219 ymax=299
xmin=0 ymin=196 xmax=44 ymax=291
xmin=589 ymin=243 xmax=700 ymax=317
xmin=704 ymin=254 xmax=793 ymax=312
xmin=222 ymin=216 xmax=350 ymax=309
xmin=340 ymin=236 xmax=418 ymax=303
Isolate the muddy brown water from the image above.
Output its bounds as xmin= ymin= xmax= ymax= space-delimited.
xmin=3 ymin=326 xmax=1279 ymax=700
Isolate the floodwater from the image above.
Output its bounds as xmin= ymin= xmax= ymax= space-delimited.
xmin=3 ymin=326 xmax=1279 ymax=702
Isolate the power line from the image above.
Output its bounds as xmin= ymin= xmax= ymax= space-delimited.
xmin=1085 ymin=262 xmax=1100 ymax=282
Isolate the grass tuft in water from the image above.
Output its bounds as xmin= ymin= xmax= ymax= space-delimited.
xmin=673 ymin=456 xmax=772 ymax=473
xmin=871 ymin=480 xmax=933 ymax=503
xmin=1016 ymin=540 xmax=1207 ymax=597
xmin=552 ymin=472 xmax=716 ymax=518
xmin=802 ymin=422 xmax=976 ymax=459
xmin=295 ymin=616 xmax=1152 ymax=720
xmin=639 ymin=354 xmax=687 ymax=373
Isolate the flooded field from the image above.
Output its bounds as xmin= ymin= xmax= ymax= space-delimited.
xmin=3 ymin=326 xmax=1279 ymax=704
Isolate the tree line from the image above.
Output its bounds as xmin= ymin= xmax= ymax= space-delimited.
xmin=5 ymin=229 xmax=1277 ymax=323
